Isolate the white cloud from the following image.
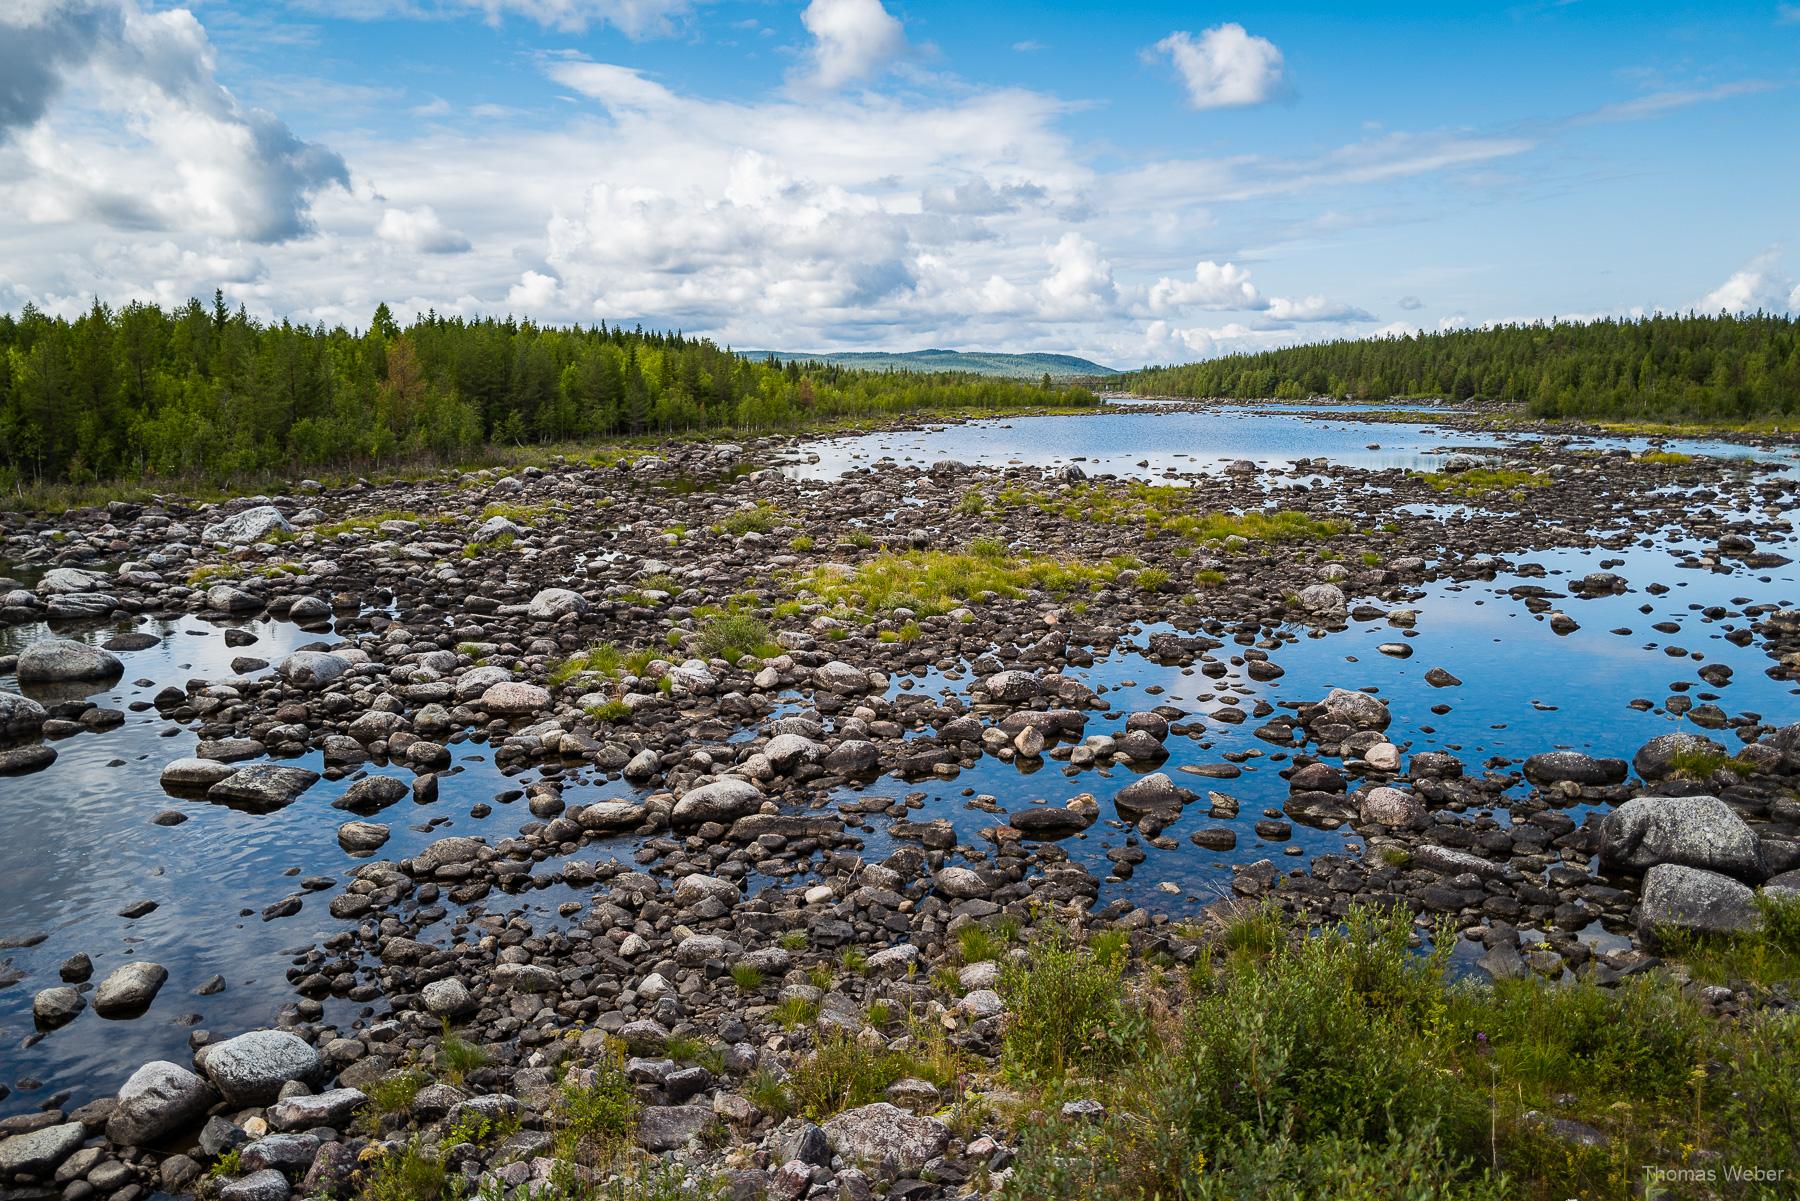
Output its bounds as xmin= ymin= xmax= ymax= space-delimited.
xmin=1697 ymin=249 xmax=1797 ymax=314
xmin=1147 ymin=261 xmax=1260 ymax=312
xmin=506 ymin=269 xmax=560 ymax=310
xmin=797 ymin=0 xmax=908 ymax=91
xmin=1152 ymin=24 xmax=1286 ymax=111
xmin=1264 ymin=295 xmax=1374 ymax=322
xmin=376 ymin=204 xmax=471 ymax=253
xmin=0 ymin=0 xmax=347 ymax=243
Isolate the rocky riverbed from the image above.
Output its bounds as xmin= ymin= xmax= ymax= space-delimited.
xmin=1 ymin=406 xmax=1798 ymax=1200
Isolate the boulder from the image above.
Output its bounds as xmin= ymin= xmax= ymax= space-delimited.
xmin=1358 ymin=786 xmax=1424 ymax=828
xmin=1113 ymin=772 xmax=1190 ymax=818
xmin=1523 ymin=751 xmax=1628 ymax=787
xmin=16 ymin=639 xmax=123 ymax=684
xmin=672 ymin=777 xmax=763 ymax=827
xmin=201 ymin=505 xmax=291 ymax=544
xmin=333 ymin=775 xmax=409 ymax=813
xmin=0 ymin=1122 xmax=86 ymax=1178
xmin=637 ymin=1105 xmax=713 ymax=1152
xmin=107 ymin=1061 xmax=217 ymax=1145
xmin=206 ymin=765 xmax=320 ymax=812
xmin=1638 ymin=864 xmax=1760 ymax=938
xmin=527 ymin=588 xmax=588 ymax=620
xmin=1598 ymin=795 xmax=1763 ymax=880
xmin=1632 ymin=732 xmax=1728 ymax=781
xmin=814 ymin=661 xmax=872 ymax=693
xmin=1298 ymin=583 xmax=1347 ymax=616
xmin=277 ymin=651 xmax=350 ymax=689
xmin=479 ymin=681 xmax=550 ymax=716
xmin=161 ymin=757 xmax=240 ymax=790
xmin=0 ymin=691 xmax=47 ymax=735
xmin=1316 ymin=688 xmax=1390 ymax=731
xmin=93 ymin=961 xmax=168 ymax=1016
xmin=198 ymin=1030 xmax=324 ymax=1106
xmin=822 ymin=1103 xmax=950 ymax=1176
xmin=336 ymin=821 xmax=390 ymax=853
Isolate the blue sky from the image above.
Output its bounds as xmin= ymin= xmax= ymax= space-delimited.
xmin=1 ymin=0 xmax=1796 ymax=366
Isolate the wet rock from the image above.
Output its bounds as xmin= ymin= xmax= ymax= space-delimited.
xmin=336 ymin=821 xmax=390 ymax=853
xmin=1424 ymin=667 xmax=1462 ymax=688
xmin=32 ymin=985 xmax=85 ymax=1026
xmin=197 ymin=1030 xmax=324 ymax=1105
xmin=201 ymin=505 xmax=291 ymax=544
xmin=16 ymin=639 xmax=123 ymax=684
xmin=160 ymin=758 xmax=239 ymax=790
xmin=0 ymin=691 xmax=48 ymax=735
xmin=0 ymin=743 xmax=55 ymax=774
xmin=1114 ymin=772 xmax=1190 ymax=818
xmin=1315 ymin=688 xmax=1390 ymax=731
xmin=423 ymin=978 xmax=476 ymax=1018
xmin=333 ymin=775 xmax=409 ymax=814
xmin=266 ymin=1088 xmax=366 ymax=1132
xmin=107 ymin=1061 xmax=216 ymax=1145
xmin=207 ymin=764 xmax=320 ymax=811
xmin=1599 ymin=795 xmax=1763 ymax=880
xmin=93 ymin=961 xmax=168 ymax=1016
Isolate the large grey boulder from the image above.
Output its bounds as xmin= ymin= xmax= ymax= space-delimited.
xmin=198 ymin=1030 xmax=324 ymax=1105
xmin=1598 ymin=794 xmax=1763 ymax=880
xmin=16 ymin=639 xmax=123 ymax=684
xmin=815 ymin=661 xmax=873 ymax=693
xmin=637 ymin=1105 xmax=713 ymax=1151
xmin=202 ymin=505 xmax=291 ymax=545
xmin=108 ymin=1061 xmax=217 ymax=1144
xmin=1638 ymin=864 xmax=1760 ymax=938
xmin=672 ymin=777 xmax=763 ymax=827
xmin=822 ymin=1103 xmax=950 ymax=1176
xmin=1298 ymin=583 xmax=1347 ymax=616
xmin=161 ymin=757 xmax=240 ymax=790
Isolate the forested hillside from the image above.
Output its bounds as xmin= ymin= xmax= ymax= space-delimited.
xmin=0 ymin=296 xmax=1093 ymax=491
xmin=1120 ymin=313 xmax=1800 ymax=421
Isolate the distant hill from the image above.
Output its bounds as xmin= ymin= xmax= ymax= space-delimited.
xmin=744 ymin=348 xmax=1120 ymax=379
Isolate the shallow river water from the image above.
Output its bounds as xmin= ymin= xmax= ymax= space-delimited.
xmin=1 ymin=404 xmax=1796 ymax=1116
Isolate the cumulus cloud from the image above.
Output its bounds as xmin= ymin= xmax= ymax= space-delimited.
xmin=376 ymin=204 xmax=471 ymax=254
xmin=796 ymin=0 xmax=908 ymax=91
xmin=0 ymin=0 xmax=348 ymax=243
xmin=1146 ymin=261 xmax=1260 ymax=312
xmin=1152 ymin=24 xmax=1286 ymax=111
xmin=1697 ymin=250 xmax=1798 ymax=314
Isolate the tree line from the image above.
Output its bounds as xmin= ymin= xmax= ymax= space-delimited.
xmin=0 ymin=296 xmax=1094 ymax=491
xmin=1118 ymin=312 xmax=1800 ymax=421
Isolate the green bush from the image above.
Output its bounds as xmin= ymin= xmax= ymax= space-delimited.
xmin=999 ymin=927 xmax=1144 ymax=1082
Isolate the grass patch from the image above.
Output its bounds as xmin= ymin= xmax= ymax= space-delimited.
xmin=1002 ymin=482 xmax=1342 ymax=548
xmin=438 ymin=1025 xmax=489 ymax=1084
xmin=786 ymin=1034 xmax=913 ymax=1120
xmin=695 ymin=611 xmax=779 ymax=661
xmin=717 ymin=504 xmax=782 ymax=537
xmin=1414 ymin=467 xmax=1550 ymax=498
xmin=1666 ymin=747 xmax=1757 ymax=779
xmin=795 ymin=548 xmax=1133 ymax=619
xmin=1638 ymin=450 xmax=1695 ymax=466
xmin=358 ymin=1137 xmax=453 ymax=1201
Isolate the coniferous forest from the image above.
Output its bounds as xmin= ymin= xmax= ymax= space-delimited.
xmin=1121 ymin=312 xmax=1800 ymax=421
xmin=0 ymin=296 xmax=1092 ymax=492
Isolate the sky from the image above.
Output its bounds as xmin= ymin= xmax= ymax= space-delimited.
xmin=0 ymin=0 xmax=1796 ymax=368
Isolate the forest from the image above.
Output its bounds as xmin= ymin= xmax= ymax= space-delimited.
xmin=1120 ymin=312 xmax=1800 ymax=421
xmin=0 ymin=296 xmax=1093 ymax=492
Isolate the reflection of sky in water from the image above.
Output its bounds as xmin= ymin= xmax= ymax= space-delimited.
xmin=0 ymin=611 xmax=664 ymax=1115
xmin=781 ymin=405 xmax=1800 ymax=482
xmin=3 ymin=406 xmax=1799 ymax=1113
